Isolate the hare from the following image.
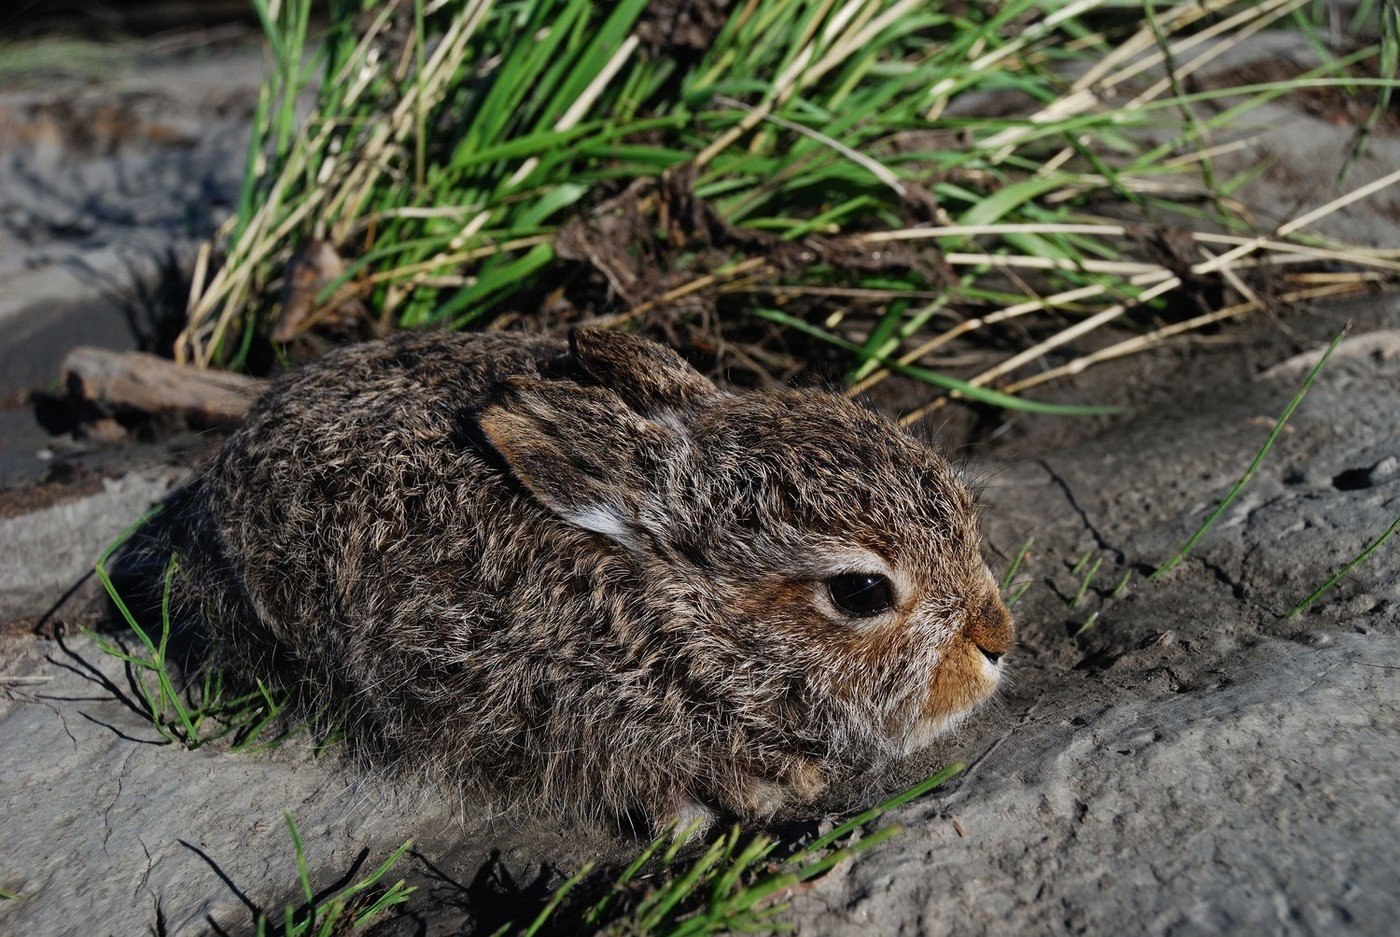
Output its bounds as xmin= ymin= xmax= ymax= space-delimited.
xmin=157 ymin=328 xmax=1013 ymax=831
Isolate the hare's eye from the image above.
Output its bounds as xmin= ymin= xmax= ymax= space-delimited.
xmin=827 ymin=573 xmax=895 ymax=617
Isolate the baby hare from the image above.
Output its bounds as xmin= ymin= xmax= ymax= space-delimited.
xmin=161 ymin=328 xmax=1013 ymax=830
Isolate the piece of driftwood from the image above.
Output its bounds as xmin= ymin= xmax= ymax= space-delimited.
xmin=59 ymin=347 xmax=268 ymax=427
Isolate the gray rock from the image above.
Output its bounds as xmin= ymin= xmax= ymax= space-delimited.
xmin=0 ymin=629 xmax=453 ymax=936
xmin=0 ymin=468 xmax=185 ymax=622
xmin=799 ymin=635 xmax=1397 ymax=936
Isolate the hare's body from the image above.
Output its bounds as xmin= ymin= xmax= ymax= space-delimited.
xmin=166 ymin=329 xmax=1012 ymax=827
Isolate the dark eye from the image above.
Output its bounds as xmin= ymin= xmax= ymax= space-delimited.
xmin=826 ymin=573 xmax=896 ymax=617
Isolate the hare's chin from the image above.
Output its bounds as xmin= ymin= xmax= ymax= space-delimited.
xmin=901 ymin=709 xmax=973 ymax=755
xmin=902 ymin=662 xmax=1003 ymax=754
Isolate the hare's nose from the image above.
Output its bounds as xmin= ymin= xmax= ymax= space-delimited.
xmin=966 ymin=593 xmax=1014 ymax=663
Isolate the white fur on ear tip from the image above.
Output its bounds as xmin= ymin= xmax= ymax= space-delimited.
xmin=562 ymin=504 xmax=639 ymax=549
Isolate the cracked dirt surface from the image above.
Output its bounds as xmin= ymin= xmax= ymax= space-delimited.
xmin=807 ymin=635 xmax=1395 ymax=935
xmin=0 ymin=624 xmax=632 ymax=935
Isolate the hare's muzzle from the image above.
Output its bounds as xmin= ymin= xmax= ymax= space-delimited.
xmin=967 ymin=592 xmax=1014 ymax=666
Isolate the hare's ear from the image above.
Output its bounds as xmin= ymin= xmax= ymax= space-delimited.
xmin=569 ymin=328 xmax=718 ymax=412
xmin=477 ymin=377 xmax=659 ymax=548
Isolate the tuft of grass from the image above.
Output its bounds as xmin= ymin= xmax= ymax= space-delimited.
xmin=1000 ymin=536 xmax=1035 ymax=591
xmin=1069 ymin=555 xmax=1102 ymax=609
xmin=1288 ymin=514 xmax=1400 ymax=617
xmin=520 ymin=763 xmax=962 ymax=935
xmin=1151 ymin=327 xmax=1347 ymax=580
xmin=1072 ymin=610 xmax=1100 ymax=638
xmin=91 ymin=512 xmax=296 ymax=750
xmin=255 ymin=814 xmax=415 ymax=937
xmin=174 ymin=1 xmax=1399 ymax=418
xmin=1000 ymin=536 xmax=1036 ymax=608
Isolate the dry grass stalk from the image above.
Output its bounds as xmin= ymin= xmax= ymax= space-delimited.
xmin=888 ymin=161 xmax=1396 ymax=424
xmin=996 ymin=281 xmax=1372 ymax=397
xmin=695 ymin=0 xmax=927 ymax=168
xmin=596 ymin=257 xmax=772 ymax=329
xmin=177 ymin=3 xmax=492 ymax=366
xmin=846 ymin=196 xmax=1400 ymax=402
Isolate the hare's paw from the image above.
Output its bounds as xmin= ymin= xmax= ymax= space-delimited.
xmin=661 ymin=792 xmax=716 ymax=842
xmin=728 ymin=758 xmax=828 ymax=819
xmin=782 ymin=757 xmax=826 ymax=802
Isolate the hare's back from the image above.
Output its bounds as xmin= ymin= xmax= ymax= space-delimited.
xmin=203 ymin=331 xmax=565 ymax=640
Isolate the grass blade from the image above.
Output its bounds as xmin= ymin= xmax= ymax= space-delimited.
xmin=1288 ymin=515 xmax=1400 ymax=617
xmin=752 ymin=307 xmax=1124 ymax=416
xmin=1151 ymin=328 xmax=1347 ymax=580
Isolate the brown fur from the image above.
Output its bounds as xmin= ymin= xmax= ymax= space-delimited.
xmin=146 ymin=328 xmax=1013 ymax=829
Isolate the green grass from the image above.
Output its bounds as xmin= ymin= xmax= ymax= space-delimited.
xmin=999 ymin=535 xmax=1035 ymax=604
xmin=90 ymin=511 xmax=297 ymax=751
xmin=1000 ymin=535 xmax=1036 ymax=609
xmin=515 ymin=763 xmax=963 ymax=935
xmin=254 ymin=814 xmax=415 ymax=937
xmin=175 ymin=0 xmax=1399 ymax=418
xmin=1069 ymin=555 xmax=1102 ymax=609
xmin=1288 ymin=514 xmax=1400 ymax=617
xmin=232 ymin=768 xmax=962 ymax=936
xmin=1109 ymin=569 xmax=1133 ymax=600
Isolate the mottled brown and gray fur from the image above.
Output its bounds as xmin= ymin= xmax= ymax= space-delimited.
xmin=152 ymin=328 xmax=1013 ymax=830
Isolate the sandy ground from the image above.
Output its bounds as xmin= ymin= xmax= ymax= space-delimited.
xmin=0 ymin=29 xmax=1397 ymax=937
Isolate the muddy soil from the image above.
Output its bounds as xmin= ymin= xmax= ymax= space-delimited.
xmin=1 ymin=28 xmax=1397 ymax=937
